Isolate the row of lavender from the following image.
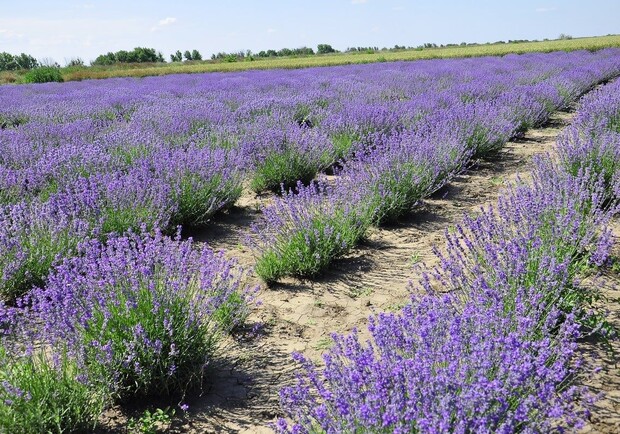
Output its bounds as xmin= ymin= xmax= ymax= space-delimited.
xmin=275 ymin=79 xmax=620 ymax=432
xmin=3 ymin=51 xmax=620 ymax=301
xmin=249 ymin=49 xmax=620 ymax=282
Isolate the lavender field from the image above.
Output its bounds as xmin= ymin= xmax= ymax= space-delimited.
xmin=1 ymin=49 xmax=620 ymax=433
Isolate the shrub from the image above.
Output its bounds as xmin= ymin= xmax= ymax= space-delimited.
xmin=277 ymin=291 xmax=585 ymax=433
xmin=317 ymin=44 xmax=336 ymax=54
xmin=30 ymin=231 xmax=252 ymax=400
xmin=342 ymin=130 xmax=470 ymax=224
xmin=0 ymin=197 xmax=91 ymax=303
xmin=251 ymin=181 xmax=374 ymax=283
xmin=191 ymin=49 xmax=202 ymax=61
xmin=430 ymin=158 xmax=616 ymax=323
xmin=23 ymin=67 xmax=63 ymax=84
xmin=156 ymin=147 xmax=244 ymax=227
xmin=249 ymin=128 xmax=332 ymax=194
xmin=557 ymin=78 xmax=620 ymax=198
xmin=66 ymin=169 xmax=176 ymax=236
xmin=94 ymin=47 xmax=164 ymax=65
xmin=275 ymin=159 xmax=612 ymax=434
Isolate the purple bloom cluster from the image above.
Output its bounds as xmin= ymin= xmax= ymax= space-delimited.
xmin=250 ymin=180 xmax=374 ymax=282
xmin=558 ymin=77 xmax=620 ymax=198
xmin=27 ymin=230 xmax=253 ymax=399
xmin=0 ymin=194 xmax=92 ymax=301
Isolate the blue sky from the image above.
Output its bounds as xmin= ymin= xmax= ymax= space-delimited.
xmin=0 ymin=0 xmax=617 ymax=64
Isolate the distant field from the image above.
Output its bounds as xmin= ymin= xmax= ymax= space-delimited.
xmin=1 ymin=34 xmax=620 ymax=84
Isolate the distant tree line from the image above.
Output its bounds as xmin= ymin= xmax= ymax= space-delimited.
xmin=345 ymin=45 xmax=413 ymax=53
xmin=0 ymin=52 xmax=38 ymax=71
xmin=91 ymin=47 xmax=165 ymax=66
xmin=170 ymin=49 xmax=203 ymax=62
xmin=210 ymin=44 xmax=337 ymax=62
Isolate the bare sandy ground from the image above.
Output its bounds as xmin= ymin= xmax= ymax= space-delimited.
xmin=579 ymin=216 xmax=620 ymax=434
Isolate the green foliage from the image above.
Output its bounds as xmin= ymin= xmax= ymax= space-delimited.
xmin=99 ymin=203 xmax=159 ymax=236
xmin=330 ymin=132 xmax=359 ymax=162
xmin=317 ymin=44 xmax=337 ymax=54
xmin=127 ymin=407 xmax=175 ymax=434
xmin=23 ymin=67 xmax=64 ymax=84
xmin=223 ymin=47 xmax=314 ymax=60
xmin=92 ymin=47 xmax=164 ymax=65
xmin=170 ymin=50 xmax=183 ymax=62
xmin=191 ymin=49 xmax=202 ymax=61
xmin=0 ymin=52 xmax=38 ymax=71
xmin=0 ymin=113 xmax=27 ymax=130
xmin=250 ymin=148 xmax=321 ymax=193
xmin=170 ymin=173 xmax=242 ymax=226
xmin=0 ymin=347 xmax=108 ymax=434
xmin=0 ymin=224 xmax=82 ymax=303
xmin=466 ymin=124 xmax=505 ymax=157
xmin=255 ymin=209 xmax=372 ymax=283
xmin=65 ymin=57 xmax=85 ymax=67
xmin=369 ymin=162 xmax=438 ymax=224
xmin=183 ymin=50 xmax=192 ymax=61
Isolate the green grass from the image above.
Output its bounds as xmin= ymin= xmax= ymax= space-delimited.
xmin=2 ymin=35 xmax=620 ymax=85
xmin=0 ymin=347 xmax=108 ymax=433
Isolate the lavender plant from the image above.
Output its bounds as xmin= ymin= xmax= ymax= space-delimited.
xmin=70 ymin=168 xmax=176 ymax=236
xmin=557 ymin=78 xmax=620 ymax=198
xmin=250 ymin=181 xmax=374 ymax=283
xmin=154 ymin=146 xmax=244 ymax=226
xmin=276 ymin=131 xmax=618 ymax=432
xmin=427 ymin=158 xmax=616 ymax=329
xmin=30 ymin=231 xmax=252 ymax=400
xmin=277 ymin=289 xmax=586 ymax=433
xmin=248 ymin=126 xmax=333 ymax=193
xmin=0 ymin=196 xmax=91 ymax=302
xmin=343 ymin=128 xmax=471 ymax=225
xmin=0 ymin=345 xmax=108 ymax=433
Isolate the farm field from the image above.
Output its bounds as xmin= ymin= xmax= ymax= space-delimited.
xmin=1 ymin=48 xmax=620 ymax=433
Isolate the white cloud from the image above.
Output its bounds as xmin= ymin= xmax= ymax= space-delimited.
xmin=351 ymin=0 xmax=368 ymax=4
xmin=158 ymin=17 xmax=177 ymax=26
xmin=267 ymin=28 xmax=277 ymax=33
xmin=371 ymin=26 xmax=380 ymax=33
xmin=151 ymin=17 xmax=177 ymax=32
xmin=0 ymin=28 xmax=24 ymax=39
xmin=535 ymin=7 xmax=557 ymax=12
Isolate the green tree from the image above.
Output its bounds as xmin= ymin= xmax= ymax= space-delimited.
xmin=191 ymin=49 xmax=202 ymax=61
xmin=317 ymin=44 xmax=336 ymax=54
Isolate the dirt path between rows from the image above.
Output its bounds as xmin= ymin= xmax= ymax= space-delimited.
xmin=160 ymin=110 xmax=574 ymax=433
xmin=580 ymin=215 xmax=620 ymax=434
